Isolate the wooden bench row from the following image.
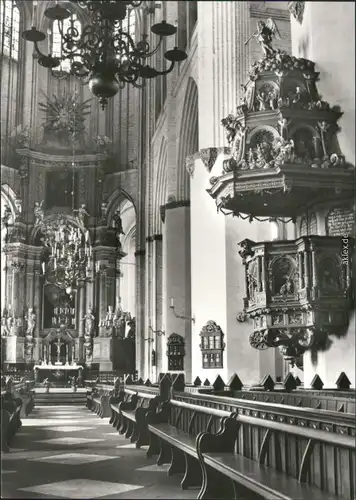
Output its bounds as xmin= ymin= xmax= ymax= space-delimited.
xmin=86 ymin=385 xmax=114 ymax=418
xmin=1 ymin=394 xmax=24 ymax=452
xmin=104 ymin=375 xmax=355 ymax=500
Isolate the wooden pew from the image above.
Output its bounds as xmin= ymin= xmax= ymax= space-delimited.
xmin=1 ymin=394 xmax=23 ymax=452
xmin=146 ymin=398 xmax=234 ymax=490
xmin=111 ymin=388 xmax=161 ymax=448
xmin=196 ymin=412 xmax=355 ymax=500
xmin=86 ymin=384 xmax=117 ymax=418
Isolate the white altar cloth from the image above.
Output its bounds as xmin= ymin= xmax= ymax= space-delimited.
xmin=34 ymin=364 xmax=83 ymax=370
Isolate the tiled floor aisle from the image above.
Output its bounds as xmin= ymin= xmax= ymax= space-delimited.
xmin=1 ymin=405 xmax=198 ymax=499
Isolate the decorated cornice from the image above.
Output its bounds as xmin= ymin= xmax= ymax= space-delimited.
xmin=3 ymin=242 xmax=43 ymax=260
xmin=250 ymin=4 xmax=291 ymax=22
xmin=160 ymin=200 xmax=190 ymax=224
xmin=15 ymin=148 xmax=110 ymax=169
xmin=288 ymin=1 xmax=305 ymax=25
xmin=186 ymin=147 xmax=232 ymax=178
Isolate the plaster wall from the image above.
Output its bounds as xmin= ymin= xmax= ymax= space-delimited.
xmin=291 ymin=1 xmax=355 ymax=165
xmin=225 ymin=217 xmax=279 ymax=385
xmin=190 ymin=159 xmax=227 ymax=383
xmin=291 ymin=1 xmax=355 ymax=387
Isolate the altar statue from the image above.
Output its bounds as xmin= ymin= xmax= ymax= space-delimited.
xmin=1 ymin=204 xmax=13 ymax=226
xmin=82 ymin=307 xmax=95 ymax=338
xmin=112 ymin=211 xmax=125 ymax=236
xmin=34 ymin=200 xmax=44 ymax=225
xmin=101 ymin=305 xmax=115 ymax=333
xmin=4 ymin=307 xmax=15 ymax=336
xmin=25 ymin=307 xmax=36 ymax=337
xmin=74 ymin=204 xmax=90 ymax=226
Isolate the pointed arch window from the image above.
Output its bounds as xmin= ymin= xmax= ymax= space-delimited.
xmin=51 ymin=14 xmax=82 ymax=73
xmin=120 ymin=8 xmax=136 ymax=41
xmin=0 ymin=0 xmax=20 ymax=61
xmin=114 ymin=8 xmax=136 ymax=62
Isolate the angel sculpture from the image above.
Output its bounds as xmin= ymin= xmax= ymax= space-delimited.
xmin=1 ymin=204 xmax=12 ymax=227
xmin=73 ymin=204 xmax=89 ymax=226
xmin=245 ymin=19 xmax=281 ymax=58
xmin=34 ymin=201 xmax=44 ymax=225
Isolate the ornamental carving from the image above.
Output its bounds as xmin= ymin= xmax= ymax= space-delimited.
xmin=208 ymin=24 xmax=355 ymax=219
xmin=167 ymin=333 xmax=185 ymax=371
xmin=199 ymin=320 xmax=226 ymax=369
xmin=39 ymin=90 xmax=91 ymax=149
xmin=239 ymin=236 xmax=354 ymax=366
xmin=288 ymin=1 xmax=305 ymax=25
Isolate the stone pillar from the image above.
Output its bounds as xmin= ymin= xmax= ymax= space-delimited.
xmin=197 ymin=1 xmax=250 ymax=148
xmin=189 ymin=154 xmax=273 ymax=386
xmin=152 ymin=236 xmax=163 ymax=379
xmin=162 ymin=202 xmax=192 ymax=382
xmin=135 ymin=249 xmax=146 ymax=378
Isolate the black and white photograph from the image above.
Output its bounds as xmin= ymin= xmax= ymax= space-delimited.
xmin=0 ymin=1 xmax=355 ymax=499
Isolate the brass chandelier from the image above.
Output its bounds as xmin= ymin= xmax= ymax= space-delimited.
xmin=40 ymin=214 xmax=93 ymax=297
xmin=22 ymin=1 xmax=187 ymax=109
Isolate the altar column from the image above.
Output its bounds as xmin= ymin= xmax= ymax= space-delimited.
xmin=11 ymin=261 xmax=25 ymax=319
xmin=78 ymin=288 xmax=85 ymax=338
xmin=33 ymin=266 xmax=42 ymax=337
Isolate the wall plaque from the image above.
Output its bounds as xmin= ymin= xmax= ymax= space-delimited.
xmin=326 ymin=207 xmax=354 ymax=236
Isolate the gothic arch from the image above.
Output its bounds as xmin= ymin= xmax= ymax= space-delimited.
xmin=177 ymin=77 xmax=198 ymax=201
xmin=1 ymin=183 xmax=17 ymax=217
xmin=106 ymin=189 xmax=137 ymax=228
xmin=153 ymin=136 xmax=167 ymax=235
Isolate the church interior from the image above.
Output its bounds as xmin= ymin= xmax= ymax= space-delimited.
xmin=1 ymin=1 xmax=355 ymax=499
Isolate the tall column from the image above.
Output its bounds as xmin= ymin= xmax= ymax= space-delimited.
xmin=33 ymin=267 xmax=42 ymax=337
xmin=152 ymin=236 xmax=163 ymax=378
xmin=135 ymin=249 xmax=146 ymax=378
xmin=198 ymin=1 xmax=250 ymax=148
xmin=162 ymin=203 xmax=192 ymax=381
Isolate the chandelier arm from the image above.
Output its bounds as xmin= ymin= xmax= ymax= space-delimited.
xmin=152 ymin=60 xmax=175 ymax=77
xmin=33 ymin=41 xmax=46 ymax=58
xmin=138 ymin=38 xmax=163 ymax=59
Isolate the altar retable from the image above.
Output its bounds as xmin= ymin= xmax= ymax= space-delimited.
xmin=34 ymin=360 xmax=84 ymax=385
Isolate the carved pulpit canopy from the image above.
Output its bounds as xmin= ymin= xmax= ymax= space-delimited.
xmin=206 ymin=29 xmax=354 ymax=220
xmin=238 ymin=235 xmax=354 ymax=366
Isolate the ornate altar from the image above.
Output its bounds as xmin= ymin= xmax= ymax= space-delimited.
xmin=34 ymin=362 xmax=83 ymax=385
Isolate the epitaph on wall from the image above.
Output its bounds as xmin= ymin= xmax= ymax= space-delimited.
xmin=326 ymin=207 xmax=354 ymax=236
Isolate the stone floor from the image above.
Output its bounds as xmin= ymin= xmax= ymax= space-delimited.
xmin=1 ymin=404 xmax=198 ymax=499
